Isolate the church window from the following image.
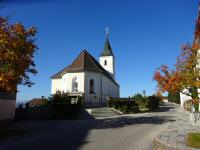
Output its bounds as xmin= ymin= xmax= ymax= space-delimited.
xmin=89 ymin=79 xmax=95 ymax=94
xmin=104 ymin=60 xmax=107 ymax=66
xmin=72 ymin=77 xmax=78 ymax=92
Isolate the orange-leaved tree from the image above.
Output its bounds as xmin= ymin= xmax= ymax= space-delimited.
xmin=153 ymin=43 xmax=200 ymax=111
xmin=0 ymin=17 xmax=38 ymax=92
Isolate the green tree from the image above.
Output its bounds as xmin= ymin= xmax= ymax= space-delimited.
xmin=132 ymin=93 xmax=143 ymax=99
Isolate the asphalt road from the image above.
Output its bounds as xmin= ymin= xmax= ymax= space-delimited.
xmin=0 ymin=103 xmax=179 ymax=150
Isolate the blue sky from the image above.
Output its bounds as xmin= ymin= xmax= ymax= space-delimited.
xmin=1 ymin=0 xmax=198 ymax=102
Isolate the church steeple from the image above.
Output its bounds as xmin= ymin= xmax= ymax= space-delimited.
xmin=100 ymin=27 xmax=114 ymax=57
xmin=99 ymin=28 xmax=115 ymax=79
xmin=193 ymin=2 xmax=200 ymax=46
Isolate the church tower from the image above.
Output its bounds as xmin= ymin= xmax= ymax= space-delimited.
xmin=99 ymin=28 xmax=115 ymax=79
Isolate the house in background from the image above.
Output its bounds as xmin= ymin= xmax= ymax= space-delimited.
xmin=26 ymin=98 xmax=44 ymax=107
xmin=51 ymin=33 xmax=120 ymax=107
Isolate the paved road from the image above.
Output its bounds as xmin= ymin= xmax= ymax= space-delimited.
xmin=0 ymin=103 xmax=179 ymax=150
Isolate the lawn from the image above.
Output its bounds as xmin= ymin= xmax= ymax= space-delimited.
xmin=186 ymin=133 xmax=200 ymax=148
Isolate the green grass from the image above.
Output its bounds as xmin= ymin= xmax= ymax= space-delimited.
xmin=186 ymin=133 xmax=200 ymax=148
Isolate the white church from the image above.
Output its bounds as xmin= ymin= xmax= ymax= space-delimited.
xmin=51 ymin=32 xmax=120 ymax=107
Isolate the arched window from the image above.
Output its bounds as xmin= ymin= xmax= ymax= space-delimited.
xmin=104 ymin=60 xmax=107 ymax=66
xmin=89 ymin=79 xmax=95 ymax=94
xmin=72 ymin=77 xmax=78 ymax=92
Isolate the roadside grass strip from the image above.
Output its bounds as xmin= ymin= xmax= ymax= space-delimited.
xmin=186 ymin=133 xmax=200 ymax=148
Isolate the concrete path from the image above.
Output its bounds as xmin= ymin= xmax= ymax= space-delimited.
xmin=154 ymin=107 xmax=200 ymax=150
xmin=76 ymin=107 xmax=120 ymax=119
xmin=0 ymin=103 xmax=179 ymax=150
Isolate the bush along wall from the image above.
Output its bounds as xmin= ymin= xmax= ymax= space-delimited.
xmin=15 ymin=91 xmax=83 ymax=120
xmin=107 ymin=95 xmax=160 ymax=113
xmin=147 ymin=95 xmax=160 ymax=111
xmin=107 ymin=98 xmax=139 ymax=113
xmin=168 ymin=92 xmax=180 ymax=104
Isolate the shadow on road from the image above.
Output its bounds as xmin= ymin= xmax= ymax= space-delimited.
xmin=94 ymin=116 xmax=175 ymax=130
xmin=0 ymin=104 xmax=177 ymax=150
xmin=158 ymin=102 xmax=179 ymax=112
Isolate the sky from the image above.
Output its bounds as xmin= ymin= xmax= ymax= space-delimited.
xmin=0 ymin=0 xmax=199 ymax=102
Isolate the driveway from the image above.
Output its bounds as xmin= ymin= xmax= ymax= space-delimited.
xmin=0 ymin=103 xmax=179 ymax=150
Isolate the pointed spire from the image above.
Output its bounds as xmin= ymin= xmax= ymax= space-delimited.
xmin=193 ymin=2 xmax=200 ymax=46
xmin=100 ymin=27 xmax=114 ymax=57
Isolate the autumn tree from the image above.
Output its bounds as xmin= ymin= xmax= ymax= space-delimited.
xmin=153 ymin=5 xmax=200 ymax=112
xmin=153 ymin=44 xmax=200 ymax=111
xmin=0 ymin=16 xmax=38 ymax=92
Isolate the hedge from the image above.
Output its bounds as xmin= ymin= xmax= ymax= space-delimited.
xmin=107 ymin=95 xmax=160 ymax=113
xmin=107 ymin=98 xmax=139 ymax=113
xmin=168 ymin=92 xmax=180 ymax=104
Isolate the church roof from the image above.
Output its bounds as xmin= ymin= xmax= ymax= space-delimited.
xmin=100 ymin=37 xmax=114 ymax=57
xmin=51 ymin=50 xmax=119 ymax=86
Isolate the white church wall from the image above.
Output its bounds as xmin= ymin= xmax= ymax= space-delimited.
xmin=51 ymin=79 xmax=62 ymax=94
xmin=84 ymin=71 xmax=119 ymax=106
xmin=62 ymin=72 xmax=85 ymax=93
xmin=101 ymin=75 xmax=119 ymax=103
xmin=84 ymin=72 xmax=102 ymax=106
xmin=100 ymin=56 xmax=115 ymax=79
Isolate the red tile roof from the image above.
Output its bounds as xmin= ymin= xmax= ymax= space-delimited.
xmin=51 ymin=50 xmax=119 ymax=86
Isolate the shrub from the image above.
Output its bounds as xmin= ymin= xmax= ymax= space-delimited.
xmin=121 ymin=106 xmax=129 ymax=113
xmin=183 ymin=99 xmax=192 ymax=112
xmin=132 ymin=93 xmax=143 ymax=99
xmin=48 ymin=91 xmax=82 ymax=118
xmin=135 ymin=98 xmax=148 ymax=109
xmin=107 ymin=98 xmax=114 ymax=107
xmin=49 ymin=91 xmax=71 ymax=105
xmin=147 ymin=95 xmax=160 ymax=111
xmin=130 ymin=105 xmax=139 ymax=113
xmin=107 ymin=98 xmax=139 ymax=113
xmin=168 ymin=92 xmax=180 ymax=104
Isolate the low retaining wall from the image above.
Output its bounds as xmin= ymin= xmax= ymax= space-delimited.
xmin=0 ymin=92 xmax=16 ymax=120
xmin=15 ymin=104 xmax=81 ymax=120
xmin=0 ymin=99 xmax=16 ymax=120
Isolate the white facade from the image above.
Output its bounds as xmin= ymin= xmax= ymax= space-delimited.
xmin=99 ymin=56 xmax=115 ymax=79
xmin=84 ymin=71 xmax=119 ymax=106
xmin=51 ymin=71 xmax=119 ymax=107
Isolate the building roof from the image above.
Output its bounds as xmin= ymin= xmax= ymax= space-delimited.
xmin=100 ymin=37 xmax=114 ymax=57
xmin=51 ymin=50 xmax=119 ymax=86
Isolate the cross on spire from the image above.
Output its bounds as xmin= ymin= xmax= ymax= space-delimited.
xmin=105 ymin=27 xmax=109 ymax=37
